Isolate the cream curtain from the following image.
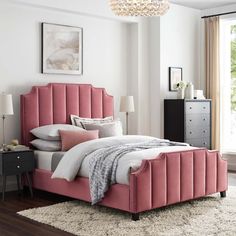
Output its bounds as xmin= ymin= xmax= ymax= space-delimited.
xmin=205 ymin=16 xmax=220 ymax=150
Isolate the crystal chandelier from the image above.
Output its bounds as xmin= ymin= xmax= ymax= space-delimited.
xmin=109 ymin=0 xmax=170 ymax=17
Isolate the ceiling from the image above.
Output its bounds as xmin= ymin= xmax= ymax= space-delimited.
xmin=170 ymin=0 xmax=236 ymax=10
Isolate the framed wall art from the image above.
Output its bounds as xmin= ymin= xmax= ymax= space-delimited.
xmin=42 ymin=23 xmax=83 ymax=75
xmin=169 ymin=67 xmax=182 ymax=91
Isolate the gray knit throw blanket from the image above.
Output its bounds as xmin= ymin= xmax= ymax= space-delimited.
xmin=88 ymin=139 xmax=187 ymax=204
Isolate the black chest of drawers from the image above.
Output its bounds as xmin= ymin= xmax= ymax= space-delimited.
xmin=164 ymin=99 xmax=212 ymax=149
xmin=0 ymin=150 xmax=34 ymax=200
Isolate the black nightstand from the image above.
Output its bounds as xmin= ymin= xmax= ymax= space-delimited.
xmin=0 ymin=150 xmax=34 ymax=201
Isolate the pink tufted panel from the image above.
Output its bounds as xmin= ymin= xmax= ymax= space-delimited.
xmin=66 ymin=85 xmax=79 ymax=123
xmin=167 ymin=153 xmax=181 ymax=204
xmin=130 ymin=149 xmax=228 ymax=213
xmin=29 ymin=169 xmax=130 ymax=212
xmin=181 ymin=152 xmax=194 ymax=201
xmin=25 ymin=149 xmax=227 ymax=215
xmin=21 ymin=83 xmax=114 ymax=146
xmin=152 ymin=156 xmax=167 ymax=208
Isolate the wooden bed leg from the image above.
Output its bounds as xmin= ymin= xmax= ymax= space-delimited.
xmin=131 ymin=213 xmax=140 ymax=221
xmin=220 ymin=191 xmax=226 ymax=198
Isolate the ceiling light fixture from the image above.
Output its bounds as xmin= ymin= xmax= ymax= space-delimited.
xmin=109 ymin=0 xmax=170 ymax=17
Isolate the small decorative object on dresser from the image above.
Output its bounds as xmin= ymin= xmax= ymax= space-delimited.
xmin=185 ymin=82 xmax=194 ymax=99
xmin=169 ymin=67 xmax=183 ymax=91
xmin=0 ymin=150 xmax=34 ymax=201
xmin=175 ymin=81 xmax=186 ymax=99
xmin=194 ymin=90 xmax=205 ymax=99
xmin=164 ymin=99 xmax=212 ymax=149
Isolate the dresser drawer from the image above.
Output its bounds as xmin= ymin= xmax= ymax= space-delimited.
xmin=185 ymin=102 xmax=210 ymax=114
xmin=186 ymin=138 xmax=211 ymax=149
xmin=185 ymin=126 xmax=210 ymax=139
xmin=185 ymin=114 xmax=210 ymax=127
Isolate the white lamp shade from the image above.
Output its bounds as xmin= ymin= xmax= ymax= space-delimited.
xmin=1 ymin=93 xmax=14 ymax=115
xmin=120 ymin=96 xmax=135 ymax=113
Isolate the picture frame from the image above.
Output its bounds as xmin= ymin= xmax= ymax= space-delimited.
xmin=42 ymin=23 xmax=83 ymax=75
xmin=169 ymin=67 xmax=183 ymax=91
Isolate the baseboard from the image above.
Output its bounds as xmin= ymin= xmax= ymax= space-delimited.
xmin=0 ymin=176 xmax=18 ymax=192
xmin=223 ymin=153 xmax=236 ymax=172
xmin=228 ymin=164 xmax=236 ymax=171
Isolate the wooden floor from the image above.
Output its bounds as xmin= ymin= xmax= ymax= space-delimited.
xmin=0 ymin=172 xmax=235 ymax=236
xmin=0 ymin=190 xmax=74 ymax=236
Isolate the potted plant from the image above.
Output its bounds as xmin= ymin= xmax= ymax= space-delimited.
xmin=175 ymin=81 xmax=186 ymax=99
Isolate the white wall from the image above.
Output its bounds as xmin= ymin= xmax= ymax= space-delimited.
xmin=0 ymin=0 xmax=203 ymax=190
xmin=202 ymin=4 xmax=236 ymax=18
xmin=0 ymin=1 xmax=130 ymax=146
xmin=10 ymin=0 xmax=138 ymax=23
xmin=0 ymin=1 xmax=203 ymax=144
xmin=127 ymin=23 xmax=139 ymax=135
xmin=149 ymin=5 xmax=201 ymax=138
xmin=149 ymin=17 xmax=161 ymax=137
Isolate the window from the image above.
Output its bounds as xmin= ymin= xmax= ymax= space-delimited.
xmin=220 ymin=19 xmax=236 ymax=153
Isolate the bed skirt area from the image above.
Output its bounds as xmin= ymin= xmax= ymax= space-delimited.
xmin=25 ymin=149 xmax=228 ymax=219
xmin=26 ymin=168 xmax=130 ymax=212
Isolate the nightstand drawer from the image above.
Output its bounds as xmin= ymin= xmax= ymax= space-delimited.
xmin=3 ymin=152 xmax=33 ymax=164
xmin=3 ymin=162 xmax=33 ymax=175
xmin=0 ymin=151 xmax=34 ymax=175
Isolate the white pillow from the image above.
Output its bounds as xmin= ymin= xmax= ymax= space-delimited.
xmin=83 ymin=120 xmax=123 ymax=138
xmin=31 ymin=124 xmax=84 ymax=141
xmin=70 ymin=115 xmax=113 ymax=128
xmin=31 ymin=139 xmax=61 ymax=151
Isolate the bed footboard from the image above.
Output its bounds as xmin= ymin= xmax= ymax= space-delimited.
xmin=129 ymin=149 xmax=228 ymax=214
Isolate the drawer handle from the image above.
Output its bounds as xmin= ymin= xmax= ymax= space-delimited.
xmin=203 ymin=118 xmax=206 ymax=121
xmin=189 ymin=119 xmax=192 ymax=122
xmin=203 ymin=142 xmax=207 ymax=145
xmin=203 ymin=130 xmax=206 ymax=133
xmin=17 ymin=165 xmax=20 ymax=169
xmin=203 ymin=107 xmax=206 ymax=109
xmin=189 ymin=107 xmax=192 ymax=109
xmin=17 ymin=156 xmax=20 ymax=159
xmin=190 ymin=132 xmax=192 ymax=134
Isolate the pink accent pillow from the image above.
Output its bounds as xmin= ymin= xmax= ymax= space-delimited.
xmin=59 ymin=129 xmax=99 ymax=151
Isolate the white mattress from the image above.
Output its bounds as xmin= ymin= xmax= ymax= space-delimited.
xmin=34 ymin=150 xmax=57 ymax=171
xmin=36 ymin=144 xmax=197 ymax=185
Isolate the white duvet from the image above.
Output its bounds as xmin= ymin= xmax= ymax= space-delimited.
xmin=52 ymin=135 xmax=196 ymax=185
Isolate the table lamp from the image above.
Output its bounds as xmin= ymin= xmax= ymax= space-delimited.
xmin=0 ymin=93 xmax=14 ymax=150
xmin=120 ymin=96 xmax=135 ymax=135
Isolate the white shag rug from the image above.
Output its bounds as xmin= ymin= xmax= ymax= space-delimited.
xmin=18 ymin=187 xmax=236 ymax=236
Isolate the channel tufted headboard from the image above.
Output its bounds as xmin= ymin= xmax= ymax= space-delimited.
xmin=21 ymin=83 xmax=114 ymax=146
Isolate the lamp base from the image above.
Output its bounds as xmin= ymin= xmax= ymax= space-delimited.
xmin=126 ymin=112 xmax=129 ymax=135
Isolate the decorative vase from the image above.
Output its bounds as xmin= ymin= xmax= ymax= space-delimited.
xmin=177 ymin=89 xmax=185 ymax=99
xmin=185 ymin=82 xmax=194 ymax=99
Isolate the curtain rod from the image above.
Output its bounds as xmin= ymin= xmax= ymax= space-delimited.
xmin=201 ymin=11 xmax=236 ymax=19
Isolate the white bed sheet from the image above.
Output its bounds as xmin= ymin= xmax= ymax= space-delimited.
xmin=52 ymin=136 xmax=198 ymax=185
xmin=36 ymin=140 xmax=198 ymax=185
xmin=34 ymin=150 xmax=56 ymax=171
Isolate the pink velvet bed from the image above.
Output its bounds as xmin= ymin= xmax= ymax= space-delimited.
xmin=21 ymin=83 xmax=228 ymax=220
